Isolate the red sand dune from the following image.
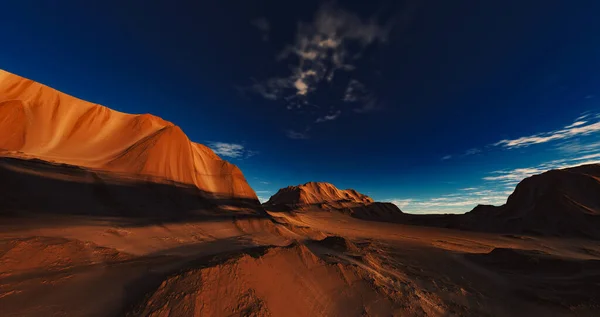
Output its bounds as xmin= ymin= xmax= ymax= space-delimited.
xmin=0 ymin=69 xmax=256 ymax=200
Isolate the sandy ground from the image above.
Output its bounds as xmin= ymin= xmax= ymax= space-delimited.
xmin=0 ymin=155 xmax=599 ymax=316
xmin=1 ymin=208 xmax=599 ymax=316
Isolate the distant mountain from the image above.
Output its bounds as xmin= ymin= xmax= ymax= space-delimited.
xmin=266 ymin=182 xmax=373 ymax=206
xmin=459 ymin=163 xmax=600 ymax=238
xmin=0 ymin=69 xmax=257 ymax=201
xmin=264 ymin=182 xmax=404 ymax=221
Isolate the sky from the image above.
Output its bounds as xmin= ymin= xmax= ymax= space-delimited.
xmin=1 ymin=1 xmax=600 ymax=213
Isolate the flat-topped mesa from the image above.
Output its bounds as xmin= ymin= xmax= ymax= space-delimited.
xmin=0 ymin=69 xmax=257 ymax=201
xmin=266 ymin=181 xmax=374 ymax=206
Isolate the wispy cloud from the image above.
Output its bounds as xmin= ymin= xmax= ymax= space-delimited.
xmin=386 ymin=199 xmax=413 ymax=209
xmin=208 ymin=142 xmax=256 ymax=159
xmin=493 ymin=114 xmax=600 ymax=149
xmin=277 ymin=2 xmax=388 ymax=98
xmin=443 ymin=113 xmax=600 ymax=161
xmin=245 ymin=3 xmax=390 ymax=132
xmin=342 ymin=79 xmax=379 ymax=113
xmin=343 ymin=79 xmax=365 ymax=102
xmin=315 ymin=110 xmax=341 ymax=123
xmin=396 ymin=120 xmax=600 ymax=214
xmin=251 ymin=17 xmax=270 ymax=41
xmin=249 ymin=3 xmax=387 ymax=104
xmin=386 ymin=190 xmax=509 ymax=214
xmin=286 ymin=129 xmax=310 ymax=140
xmin=392 ymin=149 xmax=600 ymax=214
xmin=555 ymin=139 xmax=600 ymax=155
xmin=482 ymin=152 xmax=600 ymax=186
xmin=464 ymin=148 xmax=481 ymax=156
xmin=257 ymin=195 xmax=270 ymax=203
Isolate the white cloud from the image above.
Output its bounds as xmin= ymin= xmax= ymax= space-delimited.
xmin=464 ymin=148 xmax=481 ymax=156
xmin=493 ymin=114 xmax=600 ymax=149
xmin=555 ymin=139 xmax=600 ymax=155
xmin=315 ymin=110 xmax=341 ymax=123
xmin=482 ymin=152 xmax=600 ymax=185
xmin=387 ymin=190 xmax=510 ymax=214
xmin=441 ymin=155 xmax=452 ymax=160
xmin=387 ymin=199 xmax=413 ymax=209
xmin=281 ymin=2 xmax=388 ymax=87
xmin=286 ymin=129 xmax=310 ymax=139
xmin=564 ymin=121 xmax=587 ymax=129
xmin=208 ymin=142 xmax=255 ymax=159
xmin=247 ymin=2 xmax=388 ymax=122
xmin=395 ymin=136 xmax=600 ymax=214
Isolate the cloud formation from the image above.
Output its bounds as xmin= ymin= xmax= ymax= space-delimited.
xmin=444 ymin=113 xmax=600 ymax=160
xmin=276 ymin=2 xmax=388 ymax=98
xmin=464 ymin=148 xmax=481 ymax=156
xmin=555 ymin=139 xmax=600 ymax=155
xmin=208 ymin=142 xmax=256 ymax=159
xmin=315 ymin=110 xmax=341 ymax=123
xmin=342 ymin=79 xmax=380 ymax=113
xmin=398 ymin=113 xmax=600 ymax=214
xmin=286 ymin=129 xmax=310 ymax=139
xmin=482 ymin=152 xmax=600 ymax=186
xmin=246 ymin=2 xmax=389 ymax=130
xmin=343 ymin=79 xmax=364 ymax=102
xmin=387 ymin=189 xmax=509 ymax=214
xmin=493 ymin=114 xmax=600 ymax=149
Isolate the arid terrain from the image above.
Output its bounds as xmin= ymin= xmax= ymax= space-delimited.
xmin=1 ymin=70 xmax=600 ymax=316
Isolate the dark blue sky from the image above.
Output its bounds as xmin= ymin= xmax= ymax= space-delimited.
xmin=2 ymin=1 xmax=600 ymax=212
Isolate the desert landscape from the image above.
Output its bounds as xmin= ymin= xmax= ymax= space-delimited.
xmin=1 ymin=69 xmax=599 ymax=317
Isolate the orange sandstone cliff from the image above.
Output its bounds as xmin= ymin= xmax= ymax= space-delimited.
xmin=0 ymin=69 xmax=256 ymax=200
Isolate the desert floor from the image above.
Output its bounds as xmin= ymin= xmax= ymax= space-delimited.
xmin=1 ymin=206 xmax=599 ymax=316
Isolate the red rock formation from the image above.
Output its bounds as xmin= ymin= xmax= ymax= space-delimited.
xmin=0 ymin=69 xmax=256 ymax=200
xmin=265 ymin=181 xmax=403 ymax=221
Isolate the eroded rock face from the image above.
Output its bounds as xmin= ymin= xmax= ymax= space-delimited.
xmin=264 ymin=181 xmax=404 ymax=221
xmin=0 ymin=69 xmax=256 ymax=200
xmin=460 ymin=164 xmax=600 ymax=238
xmin=128 ymin=243 xmax=404 ymax=317
xmin=266 ymin=182 xmax=373 ymax=206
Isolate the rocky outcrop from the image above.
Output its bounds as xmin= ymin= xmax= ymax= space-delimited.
xmin=0 ymin=69 xmax=257 ymax=201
